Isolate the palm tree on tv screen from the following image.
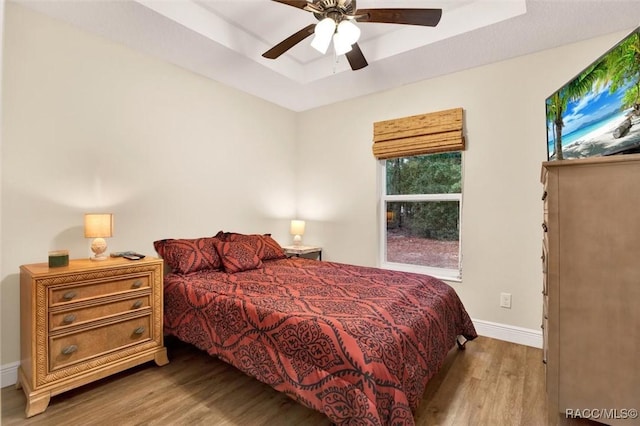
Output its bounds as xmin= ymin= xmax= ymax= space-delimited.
xmin=547 ymin=61 xmax=607 ymax=161
xmin=604 ymin=31 xmax=640 ymax=112
xmin=547 ymin=92 xmax=566 ymax=161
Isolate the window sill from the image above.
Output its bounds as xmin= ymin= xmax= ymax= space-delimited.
xmin=380 ymin=261 xmax=462 ymax=283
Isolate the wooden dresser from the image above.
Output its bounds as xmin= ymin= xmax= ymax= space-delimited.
xmin=541 ymin=155 xmax=640 ymax=425
xmin=18 ymin=257 xmax=168 ymax=417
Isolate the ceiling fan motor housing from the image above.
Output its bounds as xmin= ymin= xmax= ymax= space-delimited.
xmin=311 ymin=0 xmax=356 ymax=22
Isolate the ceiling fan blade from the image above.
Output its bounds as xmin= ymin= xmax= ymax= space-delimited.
xmin=346 ymin=43 xmax=368 ymax=71
xmin=355 ymin=8 xmax=442 ymax=26
xmin=270 ymin=0 xmax=309 ymax=10
xmin=262 ymin=24 xmax=315 ymax=59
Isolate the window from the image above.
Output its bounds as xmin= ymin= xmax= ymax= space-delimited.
xmin=379 ymin=152 xmax=462 ymax=281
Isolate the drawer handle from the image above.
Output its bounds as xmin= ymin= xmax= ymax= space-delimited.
xmin=133 ymin=326 xmax=146 ymax=335
xmin=132 ymin=300 xmax=143 ymax=309
xmin=63 ymin=314 xmax=77 ymax=324
xmin=542 ymin=191 xmax=547 ymax=201
xmin=132 ymin=280 xmax=143 ymax=289
xmin=541 ymin=223 xmax=548 ymax=232
xmin=61 ymin=345 xmax=78 ymax=355
xmin=62 ymin=291 xmax=77 ymax=301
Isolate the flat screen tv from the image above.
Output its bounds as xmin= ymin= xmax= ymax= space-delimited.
xmin=546 ymin=27 xmax=640 ymax=160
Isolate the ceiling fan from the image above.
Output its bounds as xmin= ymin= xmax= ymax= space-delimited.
xmin=262 ymin=0 xmax=443 ymax=71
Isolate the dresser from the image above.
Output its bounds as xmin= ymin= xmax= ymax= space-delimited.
xmin=541 ymin=155 xmax=640 ymax=425
xmin=18 ymin=257 xmax=169 ymax=417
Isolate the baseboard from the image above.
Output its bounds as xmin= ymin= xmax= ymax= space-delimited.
xmin=472 ymin=319 xmax=543 ymax=349
xmin=1 ymin=361 xmax=19 ymax=389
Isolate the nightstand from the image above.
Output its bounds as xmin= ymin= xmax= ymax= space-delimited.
xmin=282 ymin=245 xmax=322 ymax=260
xmin=18 ymin=257 xmax=168 ymax=417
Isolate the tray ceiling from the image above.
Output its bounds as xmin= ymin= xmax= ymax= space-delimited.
xmin=15 ymin=0 xmax=640 ymax=111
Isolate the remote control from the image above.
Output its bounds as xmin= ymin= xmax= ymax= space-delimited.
xmin=111 ymin=251 xmax=145 ymax=259
xmin=111 ymin=251 xmax=136 ymax=257
xmin=123 ymin=254 xmax=144 ymax=260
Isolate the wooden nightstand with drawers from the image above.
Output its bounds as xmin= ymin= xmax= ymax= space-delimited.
xmin=18 ymin=257 xmax=169 ymax=417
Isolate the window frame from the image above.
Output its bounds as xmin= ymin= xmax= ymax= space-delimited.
xmin=377 ymin=155 xmax=463 ymax=282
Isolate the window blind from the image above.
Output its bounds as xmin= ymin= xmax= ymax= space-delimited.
xmin=372 ymin=107 xmax=465 ymax=160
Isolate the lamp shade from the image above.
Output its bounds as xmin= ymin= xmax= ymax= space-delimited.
xmin=290 ymin=220 xmax=306 ymax=236
xmin=311 ymin=17 xmax=336 ymax=54
xmin=84 ymin=213 xmax=113 ymax=238
xmin=337 ymin=20 xmax=360 ymax=44
xmin=333 ymin=32 xmax=353 ymax=55
xmin=334 ymin=20 xmax=360 ymax=55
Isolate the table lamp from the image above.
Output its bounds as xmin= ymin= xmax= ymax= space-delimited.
xmin=290 ymin=220 xmax=305 ymax=246
xmin=84 ymin=213 xmax=113 ymax=261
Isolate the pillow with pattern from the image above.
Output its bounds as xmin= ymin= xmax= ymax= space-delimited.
xmin=220 ymin=232 xmax=286 ymax=261
xmin=153 ymin=237 xmax=222 ymax=274
xmin=214 ymin=240 xmax=263 ymax=273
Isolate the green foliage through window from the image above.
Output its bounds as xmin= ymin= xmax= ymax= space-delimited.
xmin=385 ymin=152 xmax=461 ymax=241
xmin=386 ymin=152 xmax=461 ymax=195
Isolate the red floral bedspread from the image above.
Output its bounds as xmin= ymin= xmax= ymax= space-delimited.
xmin=163 ymin=257 xmax=476 ymax=425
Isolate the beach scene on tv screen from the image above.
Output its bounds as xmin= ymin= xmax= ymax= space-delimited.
xmin=546 ymin=29 xmax=640 ymax=160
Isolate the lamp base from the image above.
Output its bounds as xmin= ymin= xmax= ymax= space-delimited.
xmin=90 ymin=238 xmax=108 ymax=261
xmin=293 ymin=234 xmax=302 ymax=246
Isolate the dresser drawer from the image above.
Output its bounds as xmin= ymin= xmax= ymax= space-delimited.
xmin=49 ymin=276 xmax=149 ymax=306
xmin=49 ymin=295 xmax=151 ymax=332
xmin=49 ymin=315 xmax=151 ymax=371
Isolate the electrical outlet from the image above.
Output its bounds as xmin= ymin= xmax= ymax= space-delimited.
xmin=500 ymin=292 xmax=512 ymax=309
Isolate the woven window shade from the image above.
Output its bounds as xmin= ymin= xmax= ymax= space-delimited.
xmin=372 ymin=107 xmax=465 ymax=160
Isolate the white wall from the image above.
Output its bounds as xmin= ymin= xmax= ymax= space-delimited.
xmin=1 ymin=3 xmax=297 ymax=369
xmin=296 ymin=30 xmax=631 ymax=334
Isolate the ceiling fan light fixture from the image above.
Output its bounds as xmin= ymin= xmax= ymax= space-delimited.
xmin=310 ymin=17 xmax=336 ymax=54
xmin=333 ymin=19 xmax=360 ymax=55
xmin=333 ymin=32 xmax=353 ymax=55
xmin=337 ymin=20 xmax=360 ymax=45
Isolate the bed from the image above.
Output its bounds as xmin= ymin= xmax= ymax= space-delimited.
xmin=155 ymin=232 xmax=476 ymax=425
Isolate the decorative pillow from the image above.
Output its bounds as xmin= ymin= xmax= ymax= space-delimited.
xmin=214 ymin=240 xmax=263 ymax=273
xmin=153 ymin=237 xmax=222 ymax=274
xmin=259 ymin=235 xmax=287 ymax=260
xmin=221 ymin=232 xmax=286 ymax=261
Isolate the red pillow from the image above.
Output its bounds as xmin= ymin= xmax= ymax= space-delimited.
xmin=153 ymin=237 xmax=222 ymax=274
xmin=221 ymin=233 xmax=286 ymax=261
xmin=214 ymin=240 xmax=263 ymax=273
xmin=260 ymin=235 xmax=287 ymax=260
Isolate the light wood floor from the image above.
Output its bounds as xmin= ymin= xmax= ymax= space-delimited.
xmin=1 ymin=336 xmax=600 ymax=425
